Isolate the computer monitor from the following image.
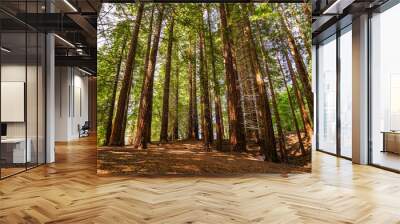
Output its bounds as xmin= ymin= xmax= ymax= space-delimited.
xmin=1 ymin=123 xmax=7 ymax=137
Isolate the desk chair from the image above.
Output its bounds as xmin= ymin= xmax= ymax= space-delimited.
xmin=79 ymin=121 xmax=90 ymax=138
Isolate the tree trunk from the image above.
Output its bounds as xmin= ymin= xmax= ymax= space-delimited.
xmin=109 ymin=3 xmax=144 ymax=146
xmin=241 ymin=4 xmax=278 ymax=161
xmin=143 ymin=6 xmax=155 ymax=144
xmin=219 ymin=3 xmax=246 ymax=152
xmin=231 ymin=41 xmax=247 ymax=145
xmin=279 ymin=11 xmax=313 ymax=119
xmin=160 ymin=16 xmax=175 ymax=143
xmin=133 ymin=6 xmax=164 ymax=149
xmin=145 ymin=79 xmax=154 ymax=143
xmin=277 ymin=55 xmax=306 ymax=155
xmin=283 ymin=48 xmax=313 ymax=139
xmin=302 ymin=2 xmax=312 ymax=20
xmin=193 ymin=42 xmax=199 ymax=140
xmin=282 ymin=5 xmax=311 ymax=61
xmin=173 ymin=65 xmax=179 ymax=140
xmin=105 ymin=35 xmax=127 ymax=145
xmin=199 ymin=16 xmax=213 ymax=148
xmin=187 ymin=41 xmax=195 ymax=139
xmin=263 ymin=56 xmax=287 ymax=162
xmin=233 ymin=21 xmax=256 ymax=143
xmin=200 ymin=92 xmax=205 ymax=140
xmin=207 ymin=5 xmax=224 ymax=150
xmin=253 ymin=20 xmax=287 ymax=162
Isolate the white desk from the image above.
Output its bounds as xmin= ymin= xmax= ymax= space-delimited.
xmin=382 ymin=131 xmax=400 ymax=154
xmin=1 ymin=138 xmax=31 ymax=163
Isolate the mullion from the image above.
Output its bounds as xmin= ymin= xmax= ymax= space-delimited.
xmin=315 ymin=45 xmax=319 ymax=151
xmin=336 ymin=29 xmax=341 ymax=157
xmin=25 ymin=0 xmax=28 ymax=171
xmin=0 ymin=21 xmax=2 ymax=179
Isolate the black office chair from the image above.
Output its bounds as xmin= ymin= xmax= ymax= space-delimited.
xmin=79 ymin=121 xmax=90 ymax=138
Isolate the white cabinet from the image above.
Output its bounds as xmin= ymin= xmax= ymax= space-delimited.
xmin=1 ymin=138 xmax=32 ymax=163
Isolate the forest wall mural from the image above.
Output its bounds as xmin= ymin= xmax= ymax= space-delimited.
xmin=97 ymin=2 xmax=312 ymax=176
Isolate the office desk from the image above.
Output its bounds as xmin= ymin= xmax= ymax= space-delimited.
xmin=382 ymin=131 xmax=400 ymax=154
xmin=1 ymin=138 xmax=31 ymax=163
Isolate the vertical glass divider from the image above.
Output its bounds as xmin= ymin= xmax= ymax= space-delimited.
xmin=25 ymin=1 xmax=28 ymax=171
xmin=336 ymin=28 xmax=341 ymax=157
xmin=316 ymin=45 xmax=319 ymax=150
xmin=0 ymin=26 xmax=2 ymax=179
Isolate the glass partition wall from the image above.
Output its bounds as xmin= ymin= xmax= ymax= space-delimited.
xmin=316 ymin=25 xmax=352 ymax=159
xmin=370 ymin=3 xmax=400 ymax=171
xmin=0 ymin=2 xmax=46 ymax=179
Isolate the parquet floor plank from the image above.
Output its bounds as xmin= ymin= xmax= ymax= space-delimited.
xmin=0 ymin=136 xmax=399 ymax=223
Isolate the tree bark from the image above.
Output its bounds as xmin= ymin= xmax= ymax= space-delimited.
xmin=219 ymin=3 xmax=246 ymax=152
xmin=207 ymin=5 xmax=224 ymax=150
xmin=277 ymin=55 xmax=306 ymax=155
xmin=241 ymin=4 xmax=278 ymax=161
xmin=160 ymin=15 xmax=175 ymax=143
xmin=142 ymin=6 xmax=155 ymax=144
xmin=283 ymin=48 xmax=313 ymax=139
xmin=109 ymin=3 xmax=144 ymax=146
xmin=263 ymin=56 xmax=287 ymax=162
xmin=193 ymin=41 xmax=199 ymax=140
xmin=172 ymin=65 xmax=179 ymax=140
xmin=187 ymin=41 xmax=195 ymax=139
xmin=253 ymin=20 xmax=287 ymax=162
xmin=133 ymin=6 xmax=164 ymax=149
xmin=145 ymin=77 xmax=154 ymax=143
xmin=282 ymin=5 xmax=311 ymax=60
xmin=199 ymin=15 xmax=213 ymax=148
xmin=279 ymin=11 xmax=313 ymax=119
xmin=105 ymin=35 xmax=127 ymax=145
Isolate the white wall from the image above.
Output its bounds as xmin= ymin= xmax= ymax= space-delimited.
xmin=1 ymin=65 xmax=38 ymax=138
xmin=55 ymin=67 xmax=89 ymax=141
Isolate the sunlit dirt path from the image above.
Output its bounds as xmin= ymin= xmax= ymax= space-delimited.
xmin=97 ymin=137 xmax=311 ymax=176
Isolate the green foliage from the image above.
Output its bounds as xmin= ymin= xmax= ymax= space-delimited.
xmin=97 ymin=3 xmax=311 ymax=146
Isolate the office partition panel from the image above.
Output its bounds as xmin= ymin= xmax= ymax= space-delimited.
xmin=0 ymin=1 xmax=47 ymax=179
xmin=0 ymin=31 xmax=28 ymax=178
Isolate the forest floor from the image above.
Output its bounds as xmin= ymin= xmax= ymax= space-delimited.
xmin=97 ymin=133 xmax=311 ymax=176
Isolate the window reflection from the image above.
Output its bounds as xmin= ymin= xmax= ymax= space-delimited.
xmin=317 ymin=35 xmax=337 ymax=154
xmin=371 ymin=4 xmax=400 ymax=171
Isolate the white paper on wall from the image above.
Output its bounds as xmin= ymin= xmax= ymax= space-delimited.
xmin=1 ymin=82 xmax=25 ymax=122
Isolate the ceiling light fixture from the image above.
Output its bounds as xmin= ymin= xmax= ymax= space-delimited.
xmin=63 ymin=0 xmax=78 ymax=12
xmin=322 ymin=0 xmax=355 ymax=15
xmin=54 ymin=34 xmax=75 ymax=48
xmin=1 ymin=47 xmax=11 ymax=53
xmin=78 ymin=67 xmax=93 ymax=76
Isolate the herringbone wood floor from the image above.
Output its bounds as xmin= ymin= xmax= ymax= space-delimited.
xmin=1 ymin=136 xmax=400 ymax=223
